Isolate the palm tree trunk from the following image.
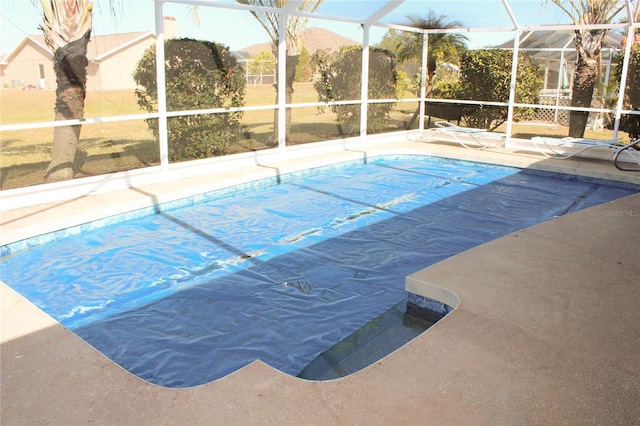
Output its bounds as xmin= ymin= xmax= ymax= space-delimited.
xmin=567 ymin=27 xmax=608 ymax=139
xmin=44 ymin=31 xmax=90 ymax=182
xmin=269 ymin=54 xmax=299 ymax=145
xmin=568 ymin=54 xmax=598 ymax=138
xmin=284 ymin=54 xmax=299 ymax=136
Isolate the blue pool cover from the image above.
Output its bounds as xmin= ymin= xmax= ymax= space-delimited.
xmin=1 ymin=155 xmax=637 ymax=387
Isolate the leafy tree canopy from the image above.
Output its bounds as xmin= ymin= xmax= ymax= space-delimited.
xmin=248 ymin=49 xmax=276 ymax=84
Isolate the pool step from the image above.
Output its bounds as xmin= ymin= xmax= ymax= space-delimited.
xmin=297 ymin=300 xmax=435 ymax=381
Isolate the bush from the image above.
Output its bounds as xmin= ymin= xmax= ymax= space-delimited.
xmin=456 ymin=49 xmax=542 ymax=129
xmin=614 ymin=44 xmax=640 ymax=140
xmin=312 ymin=46 xmax=397 ymax=135
xmin=395 ymin=70 xmax=413 ymax=98
xmin=134 ymin=38 xmax=245 ymax=162
xmin=430 ymin=79 xmax=461 ymax=100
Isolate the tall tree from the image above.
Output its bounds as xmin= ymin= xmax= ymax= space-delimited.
xmin=36 ymin=0 xmax=97 ymax=182
xmin=236 ymin=0 xmax=323 ymax=143
xmin=295 ymin=45 xmax=313 ymax=82
xmin=549 ymin=0 xmax=632 ymax=138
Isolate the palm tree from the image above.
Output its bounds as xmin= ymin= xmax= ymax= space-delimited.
xmin=400 ymin=11 xmax=468 ymax=87
xmin=387 ymin=10 xmax=467 ymax=129
xmin=549 ymin=0 xmax=631 ymax=138
xmin=236 ymin=0 xmax=323 ymax=143
xmin=36 ymin=0 xmax=97 ymax=182
xmin=191 ymin=1 xmax=322 ymax=144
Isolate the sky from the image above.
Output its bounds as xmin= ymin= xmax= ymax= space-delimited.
xmin=0 ymin=0 xmax=586 ymax=56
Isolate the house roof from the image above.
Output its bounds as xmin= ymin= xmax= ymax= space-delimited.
xmin=238 ymin=27 xmax=360 ymax=56
xmin=2 ymin=31 xmax=154 ymax=65
xmin=87 ymin=31 xmax=155 ymax=61
xmin=496 ymin=29 xmax=624 ymax=62
xmin=0 ymin=35 xmax=51 ymax=65
xmin=3 ymin=26 xmax=358 ymax=66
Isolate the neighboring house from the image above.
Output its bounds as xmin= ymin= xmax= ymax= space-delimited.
xmin=0 ymin=16 xmax=178 ymax=91
xmin=495 ymin=30 xmax=624 ymax=125
xmin=1 ymin=23 xmax=357 ymax=90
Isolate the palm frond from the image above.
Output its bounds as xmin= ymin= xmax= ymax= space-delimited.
xmin=39 ymin=0 xmax=93 ymax=51
xmin=188 ymin=5 xmax=200 ymax=26
xmin=548 ymin=0 xmax=628 ymax=24
xmin=236 ymin=0 xmax=323 ymax=53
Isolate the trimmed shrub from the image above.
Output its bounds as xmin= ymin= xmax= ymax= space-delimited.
xmin=134 ymin=38 xmax=245 ymax=162
xmin=457 ymin=49 xmax=541 ymax=129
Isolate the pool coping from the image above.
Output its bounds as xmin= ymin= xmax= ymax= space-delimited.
xmin=3 ymin=138 xmax=639 ymax=248
xmin=2 ymin=140 xmax=640 ymax=424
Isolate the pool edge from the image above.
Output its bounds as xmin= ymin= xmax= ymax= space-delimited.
xmin=3 ymin=139 xmax=639 ymax=249
xmin=2 ymin=141 xmax=640 ymax=424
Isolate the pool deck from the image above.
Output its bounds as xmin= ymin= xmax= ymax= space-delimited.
xmin=2 ymin=140 xmax=639 ymax=424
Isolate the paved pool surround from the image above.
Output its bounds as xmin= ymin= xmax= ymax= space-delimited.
xmin=2 ymin=140 xmax=639 ymax=424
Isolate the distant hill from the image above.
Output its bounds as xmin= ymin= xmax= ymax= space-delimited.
xmin=237 ymin=27 xmax=360 ymax=56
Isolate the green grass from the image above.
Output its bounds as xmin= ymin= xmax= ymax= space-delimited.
xmin=0 ymin=83 xmax=626 ymax=190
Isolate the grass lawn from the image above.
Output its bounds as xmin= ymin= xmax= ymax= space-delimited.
xmin=0 ymin=83 xmax=626 ymax=190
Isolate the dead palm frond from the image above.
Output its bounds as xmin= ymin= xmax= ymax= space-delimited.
xmin=38 ymin=0 xmax=95 ymax=51
xmin=548 ymin=0 xmax=628 ymax=25
xmin=236 ymin=0 xmax=323 ymax=55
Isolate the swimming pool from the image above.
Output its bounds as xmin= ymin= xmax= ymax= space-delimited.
xmin=1 ymin=155 xmax=637 ymax=387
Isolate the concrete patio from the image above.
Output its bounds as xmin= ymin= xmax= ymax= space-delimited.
xmin=2 ymin=141 xmax=639 ymax=424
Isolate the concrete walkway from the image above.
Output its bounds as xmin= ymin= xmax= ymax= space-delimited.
xmin=2 ymin=142 xmax=639 ymax=424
